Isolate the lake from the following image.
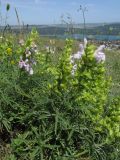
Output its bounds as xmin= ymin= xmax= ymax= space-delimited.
xmin=42 ymin=34 xmax=120 ymax=41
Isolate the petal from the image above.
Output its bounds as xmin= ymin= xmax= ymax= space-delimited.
xmin=29 ymin=68 xmax=34 ymax=75
xmin=84 ymin=38 xmax=87 ymax=48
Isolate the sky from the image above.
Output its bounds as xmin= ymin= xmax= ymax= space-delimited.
xmin=0 ymin=0 xmax=120 ymax=25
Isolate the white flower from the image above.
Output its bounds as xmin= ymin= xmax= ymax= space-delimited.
xmin=71 ymin=70 xmax=75 ymax=76
xmin=94 ymin=45 xmax=106 ymax=62
xmin=25 ymin=64 xmax=30 ymax=72
xmin=50 ymin=48 xmax=55 ymax=54
xmin=76 ymin=43 xmax=84 ymax=59
xmin=31 ymin=42 xmax=37 ymax=49
xmin=20 ymin=56 xmax=23 ymax=61
xmin=70 ymin=38 xmax=87 ymax=76
xmin=94 ymin=52 xmax=105 ymax=62
xmin=73 ymin=50 xmax=84 ymax=60
xmin=29 ymin=68 xmax=34 ymax=75
xmin=50 ymin=39 xmax=55 ymax=44
xmin=26 ymin=51 xmax=31 ymax=57
xmin=73 ymin=64 xmax=77 ymax=70
xmin=25 ymin=59 xmax=29 ymax=63
xmin=19 ymin=39 xmax=24 ymax=46
xmin=71 ymin=64 xmax=77 ymax=76
xmin=46 ymin=46 xmax=50 ymax=52
xmin=70 ymin=55 xmax=74 ymax=64
xmin=46 ymin=46 xmax=56 ymax=54
xmin=34 ymin=49 xmax=38 ymax=54
xmin=95 ymin=45 xmax=105 ymax=53
xmin=84 ymin=37 xmax=87 ymax=48
xmin=79 ymin=44 xmax=84 ymax=51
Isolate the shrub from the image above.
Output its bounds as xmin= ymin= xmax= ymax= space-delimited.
xmin=0 ymin=32 xmax=120 ymax=160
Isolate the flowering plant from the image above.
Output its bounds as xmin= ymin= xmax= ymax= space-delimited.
xmin=0 ymin=32 xmax=120 ymax=160
xmin=18 ymin=43 xmax=38 ymax=75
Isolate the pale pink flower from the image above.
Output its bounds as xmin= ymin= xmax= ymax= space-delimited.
xmin=95 ymin=45 xmax=105 ymax=53
xmin=70 ymin=42 xmax=85 ymax=76
xmin=94 ymin=45 xmax=105 ymax=62
xmin=71 ymin=43 xmax=84 ymax=62
xmin=79 ymin=44 xmax=84 ymax=51
xmin=19 ymin=60 xmax=25 ymax=68
xmin=73 ymin=50 xmax=84 ymax=60
xmin=94 ymin=52 xmax=105 ymax=62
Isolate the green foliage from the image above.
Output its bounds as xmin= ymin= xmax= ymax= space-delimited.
xmin=0 ymin=31 xmax=120 ymax=160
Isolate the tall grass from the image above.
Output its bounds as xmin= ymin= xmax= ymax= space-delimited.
xmin=106 ymin=50 xmax=120 ymax=97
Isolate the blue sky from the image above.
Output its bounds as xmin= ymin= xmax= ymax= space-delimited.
xmin=1 ymin=0 xmax=120 ymax=25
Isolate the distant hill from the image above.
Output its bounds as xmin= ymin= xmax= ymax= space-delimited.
xmin=35 ymin=23 xmax=120 ymax=35
xmin=3 ymin=23 xmax=120 ymax=36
